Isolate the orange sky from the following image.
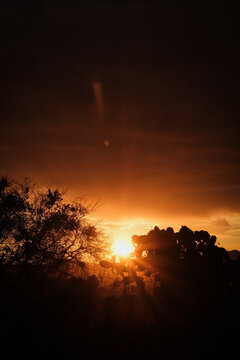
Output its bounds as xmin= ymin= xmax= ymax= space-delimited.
xmin=1 ymin=1 xmax=240 ymax=249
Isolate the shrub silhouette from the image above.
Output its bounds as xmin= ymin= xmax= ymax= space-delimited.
xmin=132 ymin=225 xmax=223 ymax=259
xmin=1 ymin=176 xmax=240 ymax=359
xmin=0 ymin=176 xmax=108 ymax=277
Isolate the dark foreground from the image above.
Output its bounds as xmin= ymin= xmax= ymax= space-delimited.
xmin=1 ymin=260 xmax=240 ymax=360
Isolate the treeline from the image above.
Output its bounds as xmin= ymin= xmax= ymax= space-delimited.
xmin=0 ymin=177 xmax=240 ymax=359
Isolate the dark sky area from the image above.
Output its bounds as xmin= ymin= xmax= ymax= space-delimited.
xmin=1 ymin=1 xmax=240 ymax=248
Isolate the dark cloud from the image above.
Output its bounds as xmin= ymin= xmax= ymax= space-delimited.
xmin=1 ymin=1 xmax=240 ymax=242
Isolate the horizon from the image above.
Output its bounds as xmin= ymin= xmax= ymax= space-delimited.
xmin=1 ymin=1 xmax=240 ymax=250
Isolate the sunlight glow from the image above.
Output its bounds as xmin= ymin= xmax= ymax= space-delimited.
xmin=112 ymin=236 xmax=135 ymax=258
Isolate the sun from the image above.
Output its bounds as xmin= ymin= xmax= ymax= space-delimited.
xmin=112 ymin=236 xmax=135 ymax=258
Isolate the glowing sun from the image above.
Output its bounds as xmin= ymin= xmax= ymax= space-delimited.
xmin=112 ymin=236 xmax=135 ymax=257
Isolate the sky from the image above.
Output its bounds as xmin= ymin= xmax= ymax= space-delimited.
xmin=1 ymin=1 xmax=240 ymax=249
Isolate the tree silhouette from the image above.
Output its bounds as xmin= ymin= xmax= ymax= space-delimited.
xmin=0 ymin=176 xmax=108 ymax=276
xmin=131 ymin=225 xmax=232 ymax=304
xmin=132 ymin=226 xmax=178 ymax=259
xmin=0 ymin=177 xmax=239 ymax=359
xmin=132 ymin=225 xmax=229 ymax=263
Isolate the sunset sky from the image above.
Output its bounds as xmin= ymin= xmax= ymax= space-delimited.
xmin=1 ymin=1 xmax=240 ymax=249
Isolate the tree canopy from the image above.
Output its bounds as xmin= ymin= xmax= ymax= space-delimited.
xmin=0 ymin=176 xmax=108 ymax=276
xmin=132 ymin=225 xmax=229 ymax=264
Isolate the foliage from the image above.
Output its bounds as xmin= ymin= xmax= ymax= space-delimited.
xmin=132 ymin=225 xmax=229 ymax=264
xmin=1 ymin=176 xmax=240 ymax=359
xmin=0 ymin=176 xmax=108 ymax=276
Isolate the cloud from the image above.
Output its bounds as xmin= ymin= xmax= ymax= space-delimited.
xmin=101 ymin=222 xmax=133 ymax=231
xmin=1 ymin=0 xmax=240 ymax=248
xmin=211 ymin=218 xmax=230 ymax=227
